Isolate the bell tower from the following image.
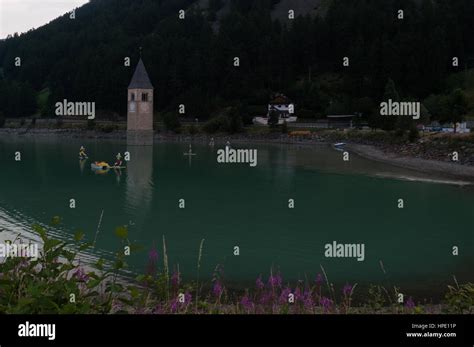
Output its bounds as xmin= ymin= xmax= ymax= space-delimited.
xmin=127 ymin=58 xmax=154 ymax=132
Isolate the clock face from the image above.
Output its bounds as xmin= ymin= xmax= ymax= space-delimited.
xmin=129 ymin=102 xmax=136 ymax=112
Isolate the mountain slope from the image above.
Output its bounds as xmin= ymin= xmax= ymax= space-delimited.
xmin=0 ymin=0 xmax=473 ymax=123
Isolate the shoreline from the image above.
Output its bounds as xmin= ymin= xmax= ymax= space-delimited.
xmin=2 ymin=127 xmax=474 ymax=180
xmin=346 ymin=143 xmax=474 ymax=182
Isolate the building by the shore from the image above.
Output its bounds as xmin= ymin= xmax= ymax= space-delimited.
xmin=127 ymin=58 xmax=154 ymax=145
xmin=254 ymin=93 xmax=297 ymax=126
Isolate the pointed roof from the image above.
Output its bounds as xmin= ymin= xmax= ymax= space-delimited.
xmin=128 ymin=58 xmax=153 ymax=89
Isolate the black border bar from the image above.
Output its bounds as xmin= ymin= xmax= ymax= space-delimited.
xmin=0 ymin=314 xmax=472 ymax=345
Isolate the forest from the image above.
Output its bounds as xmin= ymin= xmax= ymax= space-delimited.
xmin=0 ymin=0 xmax=473 ymax=130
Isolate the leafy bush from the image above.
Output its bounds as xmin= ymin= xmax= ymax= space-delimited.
xmin=0 ymin=223 xmax=114 ymax=313
xmin=202 ymin=115 xmax=229 ymax=134
xmin=366 ymin=285 xmax=386 ymax=311
xmin=163 ymin=112 xmax=181 ymax=132
xmin=444 ymin=283 xmax=474 ymax=313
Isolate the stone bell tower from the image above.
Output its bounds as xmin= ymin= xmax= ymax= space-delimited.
xmin=127 ymin=58 xmax=154 ymax=132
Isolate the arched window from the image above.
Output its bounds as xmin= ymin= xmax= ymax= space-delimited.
xmin=131 ymin=93 xmax=135 ymax=101
xmin=142 ymin=93 xmax=148 ymax=102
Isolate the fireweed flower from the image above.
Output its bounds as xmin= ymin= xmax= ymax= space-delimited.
xmin=256 ymin=276 xmax=264 ymax=290
xmin=171 ymin=271 xmax=181 ymax=289
xmin=146 ymin=246 xmax=159 ymax=275
xmin=279 ymin=287 xmax=292 ymax=304
xmin=268 ymin=273 xmax=282 ymax=288
xmin=170 ymin=292 xmax=192 ymax=313
xmin=303 ymin=290 xmax=313 ymax=309
xmin=320 ymin=296 xmax=333 ymax=313
xmin=343 ymin=284 xmax=352 ymax=296
xmin=184 ymin=291 xmax=192 ymax=305
xmin=241 ymin=295 xmax=253 ymax=311
xmin=315 ymin=273 xmax=323 ymax=286
xmin=405 ymin=297 xmax=415 ymax=309
xmin=72 ymin=267 xmax=89 ymax=282
xmin=259 ymin=291 xmax=272 ymax=305
xmin=212 ymin=280 xmax=223 ymax=298
xmin=170 ymin=299 xmax=179 ymax=313
xmin=148 ymin=247 xmax=159 ymax=262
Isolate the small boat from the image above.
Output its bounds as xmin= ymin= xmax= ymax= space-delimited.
xmin=91 ymin=161 xmax=110 ymax=170
xmin=333 ymin=142 xmax=346 ymax=152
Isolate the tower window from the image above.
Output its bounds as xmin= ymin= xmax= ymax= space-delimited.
xmin=142 ymin=93 xmax=148 ymax=102
xmin=131 ymin=93 xmax=135 ymax=101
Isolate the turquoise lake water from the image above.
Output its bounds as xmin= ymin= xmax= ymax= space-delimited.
xmin=0 ymin=136 xmax=472 ymax=299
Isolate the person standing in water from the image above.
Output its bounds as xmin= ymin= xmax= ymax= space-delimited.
xmin=114 ymin=153 xmax=123 ymax=167
xmin=79 ymin=146 xmax=88 ymax=160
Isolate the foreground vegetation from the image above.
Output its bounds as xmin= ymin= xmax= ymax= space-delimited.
xmin=0 ymin=219 xmax=472 ymax=314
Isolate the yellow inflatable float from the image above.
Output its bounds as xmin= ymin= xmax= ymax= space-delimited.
xmin=91 ymin=161 xmax=110 ymax=170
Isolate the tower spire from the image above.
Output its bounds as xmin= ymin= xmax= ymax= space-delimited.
xmin=128 ymin=56 xmax=153 ymax=89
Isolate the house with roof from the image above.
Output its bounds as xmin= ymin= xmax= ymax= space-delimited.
xmin=267 ymin=93 xmax=293 ymax=118
xmin=254 ymin=93 xmax=297 ymax=126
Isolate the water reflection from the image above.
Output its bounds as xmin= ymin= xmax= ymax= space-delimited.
xmin=125 ymin=145 xmax=154 ymax=230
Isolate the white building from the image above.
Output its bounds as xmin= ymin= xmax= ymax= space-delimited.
xmin=254 ymin=93 xmax=297 ymax=126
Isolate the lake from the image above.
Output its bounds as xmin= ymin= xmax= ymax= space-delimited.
xmin=0 ymin=135 xmax=472 ymax=300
